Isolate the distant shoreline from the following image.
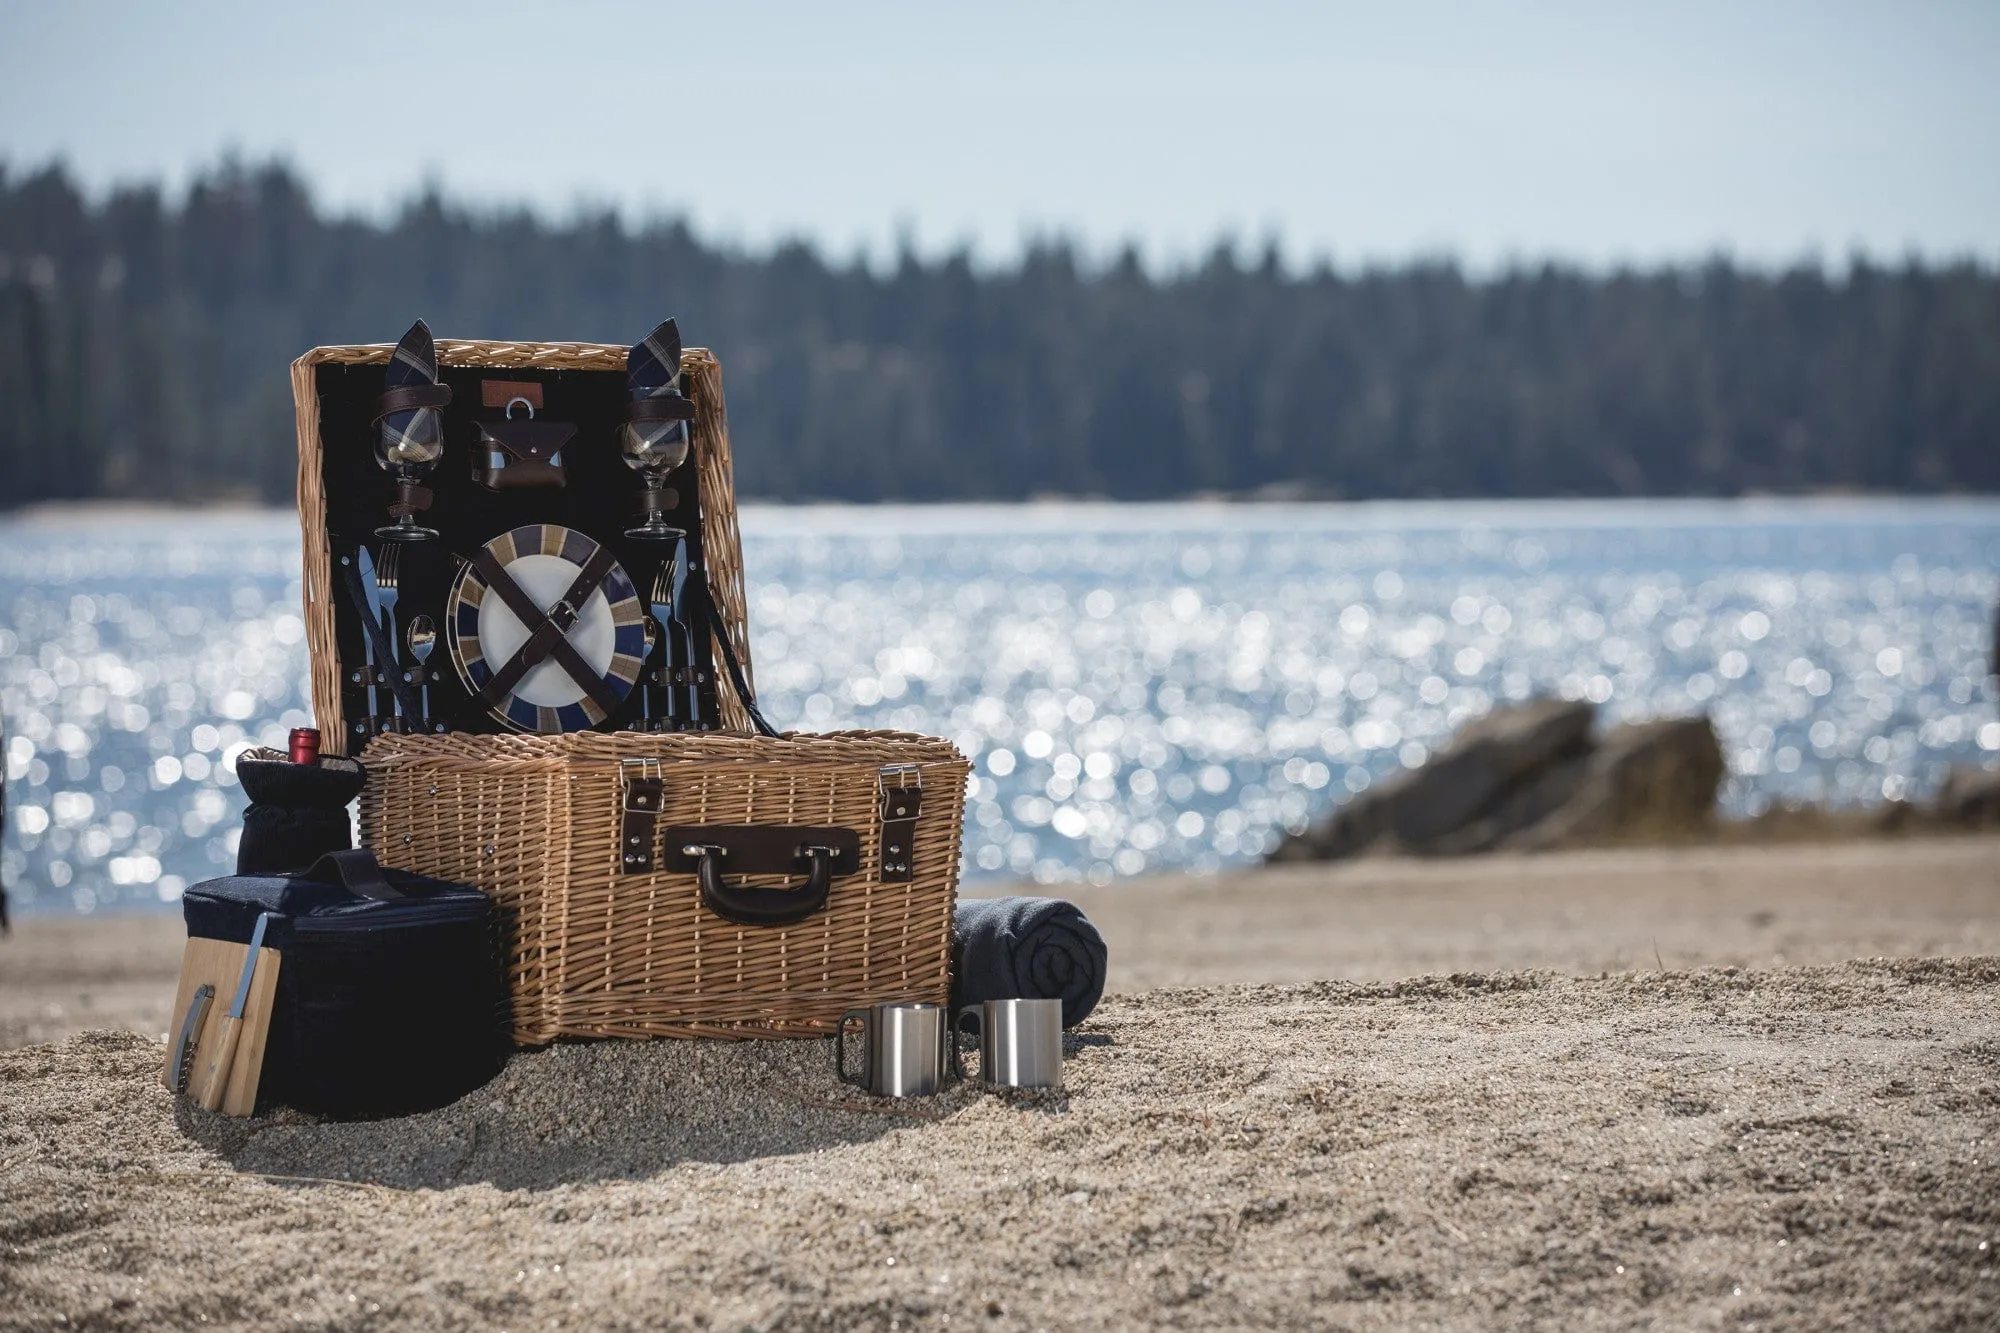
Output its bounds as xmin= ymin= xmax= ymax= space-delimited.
xmin=6 ymin=491 xmax=1999 ymax=527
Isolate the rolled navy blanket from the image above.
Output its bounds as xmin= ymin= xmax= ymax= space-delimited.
xmin=951 ymin=896 xmax=1108 ymax=1029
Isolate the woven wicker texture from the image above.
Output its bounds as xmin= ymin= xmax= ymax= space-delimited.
xmin=359 ymin=730 xmax=971 ymax=1043
xmin=292 ymin=341 xmax=755 ymax=752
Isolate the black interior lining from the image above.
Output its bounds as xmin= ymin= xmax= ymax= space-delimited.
xmin=313 ymin=359 xmax=716 ymax=743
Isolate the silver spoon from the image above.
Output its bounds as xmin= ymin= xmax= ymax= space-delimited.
xmin=406 ymin=614 xmax=437 ymax=731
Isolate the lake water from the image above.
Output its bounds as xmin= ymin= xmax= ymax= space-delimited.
xmin=3 ymin=499 xmax=1997 ymax=916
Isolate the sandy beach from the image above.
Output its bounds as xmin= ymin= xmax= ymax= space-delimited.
xmin=8 ymin=835 xmax=1998 ymax=1050
xmin=3 ymin=837 xmax=1998 ymax=1328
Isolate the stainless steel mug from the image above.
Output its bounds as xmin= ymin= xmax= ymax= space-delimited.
xmin=835 ymin=1002 xmax=950 ymax=1097
xmin=954 ymin=997 xmax=1064 ymax=1089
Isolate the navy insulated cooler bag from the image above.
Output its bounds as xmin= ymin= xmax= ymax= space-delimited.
xmin=180 ymin=848 xmax=508 ymax=1119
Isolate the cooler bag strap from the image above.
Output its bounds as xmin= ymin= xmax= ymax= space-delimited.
xmin=303 ymin=848 xmax=406 ymax=902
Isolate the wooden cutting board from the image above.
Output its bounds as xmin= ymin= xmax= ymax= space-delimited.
xmin=162 ymin=937 xmax=281 ymax=1117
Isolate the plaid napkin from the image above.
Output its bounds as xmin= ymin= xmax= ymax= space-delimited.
xmin=625 ymin=318 xmax=689 ymax=456
xmin=380 ymin=318 xmax=445 ymax=461
xmin=628 ymin=317 xmax=684 ymax=400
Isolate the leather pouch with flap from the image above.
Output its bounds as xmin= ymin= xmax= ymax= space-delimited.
xmin=474 ymin=409 xmax=574 ymax=490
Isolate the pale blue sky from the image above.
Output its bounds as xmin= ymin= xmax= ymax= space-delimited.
xmin=3 ymin=1 xmax=1995 ymax=270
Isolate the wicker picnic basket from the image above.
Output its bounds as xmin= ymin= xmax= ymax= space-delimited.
xmin=294 ymin=337 xmax=972 ymax=1042
xmin=359 ymin=731 xmax=969 ymax=1042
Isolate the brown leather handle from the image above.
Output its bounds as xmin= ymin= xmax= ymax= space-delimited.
xmin=655 ymin=827 xmax=858 ymax=925
xmin=694 ymin=843 xmax=834 ymax=926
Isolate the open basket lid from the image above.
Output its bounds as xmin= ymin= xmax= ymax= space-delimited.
xmin=290 ymin=339 xmax=757 ymax=751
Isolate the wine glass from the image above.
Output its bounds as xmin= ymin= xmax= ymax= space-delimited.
xmin=621 ymin=398 xmax=691 ymax=541
xmin=374 ymin=402 xmax=445 ymax=542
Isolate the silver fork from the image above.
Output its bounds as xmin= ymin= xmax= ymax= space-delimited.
xmin=375 ymin=543 xmax=403 ymax=727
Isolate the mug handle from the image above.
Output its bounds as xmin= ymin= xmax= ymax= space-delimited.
xmin=953 ymin=1006 xmax=983 ymax=1082
xmin=836 ymin=1009 xmax=871 ymax=1089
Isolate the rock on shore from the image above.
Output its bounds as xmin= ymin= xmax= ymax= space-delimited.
xmin=1272 ymin=701 xmax=1725 ymax=861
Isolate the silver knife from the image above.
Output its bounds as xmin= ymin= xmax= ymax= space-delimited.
xmin=356 ymin=546 xmax=385 ymax=723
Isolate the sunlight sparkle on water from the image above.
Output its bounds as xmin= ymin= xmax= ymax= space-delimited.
xmin=2 ymin=501 xmax=1997 ymax=913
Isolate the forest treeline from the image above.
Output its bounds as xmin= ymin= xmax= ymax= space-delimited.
xmin=2 ymin=159 xmax=1997 ymax=507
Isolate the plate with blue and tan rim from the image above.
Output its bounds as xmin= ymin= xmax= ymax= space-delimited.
xmin=446 ymin=524 xmax=646 ymax=733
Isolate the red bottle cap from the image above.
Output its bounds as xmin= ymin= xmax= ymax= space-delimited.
xmin=288 ymin=727 xmax=322 ymax=766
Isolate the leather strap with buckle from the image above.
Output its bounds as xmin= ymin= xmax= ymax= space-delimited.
xmin=618 ymin=759 xmax=664 ymax=876
xmin=878 ymin=765 xmax=924 ymax=882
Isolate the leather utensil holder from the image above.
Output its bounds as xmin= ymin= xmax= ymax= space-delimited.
xmin=473 ymin=418 xmax=575 ymax=490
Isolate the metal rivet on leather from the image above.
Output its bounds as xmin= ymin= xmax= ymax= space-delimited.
xmin=877 ymin=775 xmax=924 ymax=883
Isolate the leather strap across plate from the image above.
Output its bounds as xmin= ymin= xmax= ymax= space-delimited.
xmin=470 ymin=545 xmax=623 ymax=716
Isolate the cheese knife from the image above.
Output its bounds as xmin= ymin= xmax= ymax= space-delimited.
xmin=356 ymin=546 xmax=386 ymax=723
xmin=196 ymin=912 xmax=273 ymax=1112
